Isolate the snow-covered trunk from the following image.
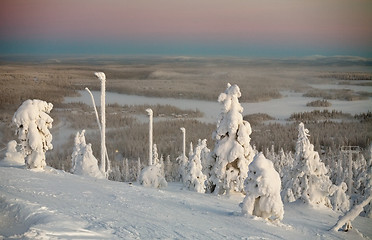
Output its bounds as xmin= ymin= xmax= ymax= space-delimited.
xmin=85 ymin=84 xmax=110 ymax=178
xmin=331 ymin=193 xmax=372 ymax=232
xmin=347 ymin=151 xmax=353 ymax=196
xmin=137 ymin=157 xmax=141 ymax=182
xmin=94 ymin=72 xmax=107 ymax=177
xmin=180 ymin=127 xmax=186 ymax=165
xmin=146 ymin=109 xmax=153 ymax=166
xmin=101 ymin=73 xmax=106 ymax=176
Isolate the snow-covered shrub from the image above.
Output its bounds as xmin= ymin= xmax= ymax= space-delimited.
xmin=71 ymin=130 xmax=104 ymax=179
xmin=330 ymin=182 xmax=350 ymax=213
xmin=184 ymin=140 xmax=208 ymax=193
xmin=241 ymin=153 xmax=284 ymax=221
xmin=177 ymin=154 xmax=188 ymax=183
xmin=283 ymin=122 xmax=333 ymax=208
xmin=210 ymin=83 xmax=255 ymax=194
xmin=12 ymin=99 xmax=53 ymax=169
xmin=2 ymin=140 xmax=24 ymax=166
xmin=165 ymin=155 xmax=178 ymax=182
xmin=139 ymin=143 xmax=167 ymax=188
xmin=139 ymin=163 xmax=168 ymax=188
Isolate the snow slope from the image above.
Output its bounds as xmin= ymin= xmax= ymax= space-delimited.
xmin=0 ymin=165 xmax=371 ymax=239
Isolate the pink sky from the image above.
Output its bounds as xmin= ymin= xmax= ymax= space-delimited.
xmin=0 ymin=0 xmax=371 ymax=56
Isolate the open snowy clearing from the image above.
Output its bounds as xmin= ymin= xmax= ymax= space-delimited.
xmin=0 ymin=166 xmax=371 ymax=239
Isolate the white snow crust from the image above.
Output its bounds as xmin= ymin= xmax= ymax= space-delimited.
xmin=0 ymin=166 xmax=371 ymax=239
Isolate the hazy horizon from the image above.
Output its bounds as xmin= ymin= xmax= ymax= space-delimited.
xmin=1 ymin=0 xmax=371 ymax=58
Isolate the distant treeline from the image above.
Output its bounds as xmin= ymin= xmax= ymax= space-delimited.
xmin=318 ymin=72 xmax=372 ymax=81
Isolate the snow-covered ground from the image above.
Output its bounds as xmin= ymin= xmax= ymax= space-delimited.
xmin=1 ymin=165 xmax=371 ymax=239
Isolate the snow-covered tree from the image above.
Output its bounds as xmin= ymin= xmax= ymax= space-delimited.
xmin=139 ymin=164 xmax=167 ymax=188
xmin=153 ymin=144 xmax=159 ymax=165
xmin=124 ymin=158 xmax=129 ymax=182
xmin=2 ymin=140 xmax=24 ymax=166
xmin=71 ymin=130 xmax=105 ymax=179
xmin=330 ymin=182 xmax=350 ymax=213
xmin=12 ymin=99 xmax=53 ymax=169
xmin=283 ymin=122 xmax=333 ymax=208
xmin=139 ymin=143 xmax=167 ymax=188
xmin=210 ymin=83 xmax=255 ymax=194
xmin=241 ymin=153 xmax=284 ymax=222
xmin=137 ymin=157 xmax=142 ymax=182
xmin=184 ymin=140 xmax=208 ymax=193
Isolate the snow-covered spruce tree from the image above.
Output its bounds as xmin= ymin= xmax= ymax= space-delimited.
xmin=139 ymin=144 xmax=167 ymax=188
xmin=12 ymin=99 xmax=53 ymax=169
xmin=329 ymin=182 xmax=350 ymax=213
xmin=71 ymin=130 xmax=105 ymax=179
xmin=2 ymin=140 xmax=24 ymax=166
xmin=283 ymin=122 xmax=333 ymax=208
xmin=184 ymin=139 xmax=208 ymax=193
xmin=241 ymin=153 xmax=284 ymax=222
xmin=198 ymin=139 xmax=214 ymax=193
xmin=210 ymin=83 xmax=255 ymax=194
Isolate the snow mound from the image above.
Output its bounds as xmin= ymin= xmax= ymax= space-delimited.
xmin=1 ymin=140 xmax=25 ymax=166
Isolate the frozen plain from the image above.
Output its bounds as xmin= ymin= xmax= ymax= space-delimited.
xmin=0 ymin=165 xmax=371 ymax=239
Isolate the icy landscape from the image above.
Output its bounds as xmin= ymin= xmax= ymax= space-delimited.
xmin=1 ymin=68 xmax=371 ymax=239
xmin=1 ymin=0 xmax=372 ymax=238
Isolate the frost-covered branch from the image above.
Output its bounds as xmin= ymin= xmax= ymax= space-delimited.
xmin=331 ymin=193 xmax=372 ymax=232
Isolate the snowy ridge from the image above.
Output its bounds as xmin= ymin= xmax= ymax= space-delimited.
xmin=1 ymin=166 xmax=371 ymax=239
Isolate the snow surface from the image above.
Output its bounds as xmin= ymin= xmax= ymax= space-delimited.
xmin=1 ymin=166 xmax=371 ymax=239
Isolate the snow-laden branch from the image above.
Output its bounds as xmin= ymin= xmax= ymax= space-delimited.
xmin=331 ymin=193 xmax=372 ymax=232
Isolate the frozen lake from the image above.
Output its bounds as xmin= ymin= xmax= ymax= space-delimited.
xmin=64 ymin=90 xmax=372 ymax=124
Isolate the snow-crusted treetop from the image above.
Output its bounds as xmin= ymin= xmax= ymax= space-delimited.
xmin=215 ymin=83 xmax=245 ymax=139
xmin=295 ymin=122 xmax=310 ymax=162
xmin=94 ymin=72 xmax=106 ymax=82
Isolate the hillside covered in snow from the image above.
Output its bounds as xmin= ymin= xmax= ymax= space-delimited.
xmin=0 ymin=165 xmax=371 ymax=239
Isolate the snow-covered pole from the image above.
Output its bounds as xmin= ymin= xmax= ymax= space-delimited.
xmin=146 ymin=108 xmax=153 ymax=166
xmin=180 ymin=127 xmax=186 ymax=161
xmin=85 ymin=87 xmax=101 ymax=130
xmin=85 ymin=86 xmax=110 ymax=177
xmin=95 ymin=72 xmax=106 ymax=176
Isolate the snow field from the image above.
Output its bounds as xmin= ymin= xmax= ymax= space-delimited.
xmin=1 ymin=166 xmax=371 ymax=239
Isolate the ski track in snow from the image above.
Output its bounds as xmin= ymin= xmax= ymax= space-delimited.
xmin=0 ymin=166 xmax=371 ymax=239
